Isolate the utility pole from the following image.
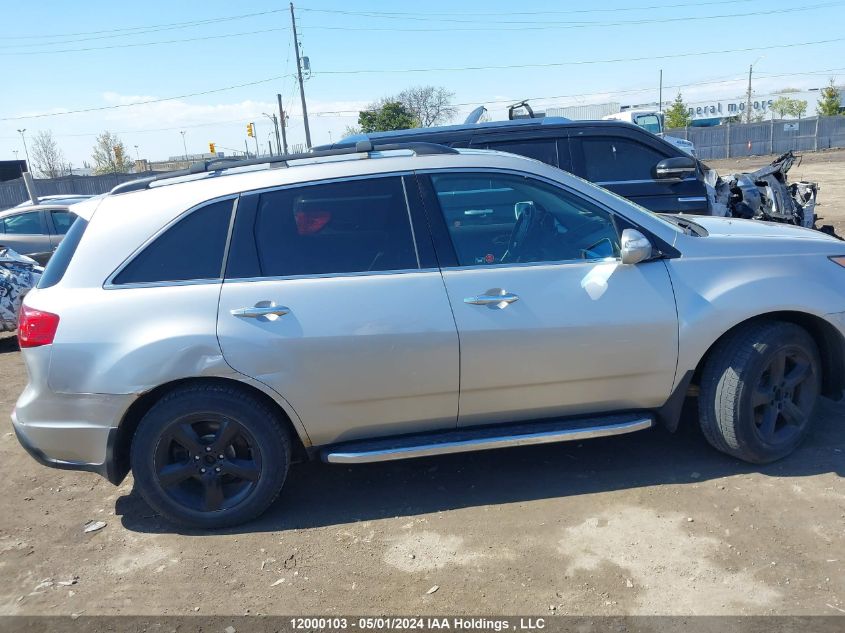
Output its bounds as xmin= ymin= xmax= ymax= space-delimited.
xmin=277 ymin=93 xmax=289 ymax=153
xmin=290 ymin=3 xmax=312 ymax=149
xmin=745 ymin=64 xmax=753 ymax=124
xmin=17 ymin=129 xmax=30 ymax=169
xmin=244 ymin=139 xmax=250 ymax=158
xmin=264 ymin=112 xmax=281 ymax=156
xmin=658 ymin=69 xmax=663 ymax=112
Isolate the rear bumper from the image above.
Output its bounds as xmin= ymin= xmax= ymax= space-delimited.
xmin=12 ymin=420 xmax=121 ymax=483
xmin=12 ymin=383 xmax=135 ymax=484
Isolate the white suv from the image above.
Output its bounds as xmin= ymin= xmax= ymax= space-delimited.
xmin=12 ymin=142 xmax=845 ymax=528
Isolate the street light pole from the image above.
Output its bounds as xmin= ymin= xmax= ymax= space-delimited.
xmin=134 ymin=145 xmax=140 ymax=161
xmin=17 ymin=129 xmax=31 ymax=169
xmin=180 ymin=131 xmax=188 ymax=161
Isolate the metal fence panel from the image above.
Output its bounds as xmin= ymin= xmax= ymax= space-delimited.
xmin=667 ymin=115 xmax=845 ymax=160
xmin=0 ymin=172 xmax=148 ymax=210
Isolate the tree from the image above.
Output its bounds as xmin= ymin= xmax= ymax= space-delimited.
xmin=91 ymin=131 xmax=132 ymax=174
xmin=357 ymin=101 xmax=418 ymax=133
xmin=396 ymin=85 xmax=457 ymax=127
xmin=31 ymin=130 xmax=66 ymax=178
xmin=817 ymin=79 xmax=842 ymax=116
xmin=664 ymin=92 xmax=692 ymax=129
xmin=770 ymin=96 xmax=809 ymax=119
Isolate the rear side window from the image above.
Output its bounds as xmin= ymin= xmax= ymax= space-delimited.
xmin=111 ymin=199 xmax=233 ymax=285
xmin=2 ymin=211 xmax=43 ymax=235
xmin=249 ymin=177 xmax=418 ymax=278
xmin=580 ymin=137 xmax=666 ymax=182
xmin=479 ymin=140 xmax=558 ymax=168
xmin=38 ymin=216 xmax=88 ymax=289
xmin=50 ymin=210 xmax=75 ymax=234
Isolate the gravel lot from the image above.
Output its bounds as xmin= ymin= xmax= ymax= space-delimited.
xmin=0 ymin=150 xmax=843 ymax=617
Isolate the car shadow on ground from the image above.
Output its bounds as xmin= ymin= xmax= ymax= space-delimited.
xmin=0 ymin=334 xmax=19 ymax=354
xmin=116 ymin=397 xmax=844 ymax=536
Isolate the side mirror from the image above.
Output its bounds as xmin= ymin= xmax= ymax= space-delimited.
xmin=654 ymin=156 xmax=697 ymax=180
xmin=620 ymin=228 xmax=653 ymax=265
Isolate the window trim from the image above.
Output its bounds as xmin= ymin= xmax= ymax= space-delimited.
xmin=103 ymin=194 xmax=238 ymax=290
xmin=416 ymin=167 xmax=629 ymax=271
xmin=224 ymin=172 xmax=426 ymax=281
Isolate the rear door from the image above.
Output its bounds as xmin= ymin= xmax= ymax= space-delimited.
xmin=0 ymin=210 xmax=53 ymax=264
xmin=217 ymin=175 xmax=460 ymax=447
xmin=469 ymin=132 xmax=573 ymax=173
xmin=417 ymin=170 xmax=679 ymax=428
xmin=569 ymin=127 xmax=708 ymax=214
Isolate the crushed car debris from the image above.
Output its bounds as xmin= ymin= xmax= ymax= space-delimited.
xmin=0 ymin=247 xmax=42 ymax=332
xmin=706 ymin=151 xmax=831 ymax=234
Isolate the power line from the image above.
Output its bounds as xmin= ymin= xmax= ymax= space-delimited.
xmin=300 ymin=0 xmax=761 ymax=17
xmin=4 ymin=8 xmax=287 ymax=41
xmin=1 ymin=65 xmax=840 ymax=142
xmin=297 ymin=2 xmax=838 ymax=28
xmin=0 ymin=26 xmax=290 ymax=55
xmin=311 ymin=37 xmax=845 ymax=75
xmin=0 ymin=75 xmax=293 ymax=121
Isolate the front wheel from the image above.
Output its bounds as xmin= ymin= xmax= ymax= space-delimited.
xmin=699 ymin=321 xmax=821 ymax=464
xmin=131 ymin=384 xmax=291 ymax=529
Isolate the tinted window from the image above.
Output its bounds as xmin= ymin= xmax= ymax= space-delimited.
xmin=51 ymin=210 xmax=75 ymax=234
xmin=112 ymin=199 xmax=233 ymax=285
xmin=480 ymin=140 xmax=558 ymax=167
xmin=38 ymin=217 xmax=88 ymax=289
xmin=252 ymin=177 xmax=418 ymax=277
xmin=581 ymin=137 xmax=666 ymax=182
xmin=430 ymin=173 xmax=619 ymax=266
xmin=2 ymin=211 xmax=43 ymax=235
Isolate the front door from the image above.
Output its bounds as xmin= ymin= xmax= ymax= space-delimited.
xmin=217 ymin=175 xmax=459 ymax=447
xmin=570 ymin=130 xmax=708 ymax=214
xmin=420 ymin=171 xmax=679 ymax=427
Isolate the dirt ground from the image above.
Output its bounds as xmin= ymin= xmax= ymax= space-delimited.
xmin=1 ymin=150 xmax=844 ymax=618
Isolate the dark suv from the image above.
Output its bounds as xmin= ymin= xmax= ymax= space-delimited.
xmin=322 ymin=118 xmax=709 ymax=215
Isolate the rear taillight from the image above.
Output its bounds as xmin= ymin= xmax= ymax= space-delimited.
xmin=17 ymin=305 xmax=60 ymax=348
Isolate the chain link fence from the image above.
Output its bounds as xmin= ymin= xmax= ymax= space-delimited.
xmin=667 ymin=115 xmax=845 ymax=161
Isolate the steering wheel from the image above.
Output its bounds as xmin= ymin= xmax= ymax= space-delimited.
xmin=501 ymin=202 xmax=531 ymax=263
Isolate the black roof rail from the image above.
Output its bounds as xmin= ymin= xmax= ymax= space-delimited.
xmin=109 ymin=142 xmax=458 ymax=196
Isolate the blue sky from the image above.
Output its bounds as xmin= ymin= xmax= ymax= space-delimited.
xmin=1 ymin=0 xmax=843 ymax=167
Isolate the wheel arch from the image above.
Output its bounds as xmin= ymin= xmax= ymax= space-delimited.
xmin=662 ymin=310 xmax=845 ymax=432
xmin=109 ymin=376 xmax=313 ymax=485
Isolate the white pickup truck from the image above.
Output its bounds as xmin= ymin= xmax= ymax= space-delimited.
xmin=603 ymin=110 xmax=697 ymax=157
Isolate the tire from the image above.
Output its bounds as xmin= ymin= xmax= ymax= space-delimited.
xmin=699 ymin=320 xmax=821 ymax=464
xmin=130 ymin=383 xmax=291 ymax=529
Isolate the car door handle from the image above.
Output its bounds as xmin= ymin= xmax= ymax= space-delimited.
xmin=464 ymin=291 xmax=519 ymax=307
xmin=231 ymin=304 xmax=290 ymax=318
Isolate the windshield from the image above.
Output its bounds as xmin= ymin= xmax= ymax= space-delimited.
xmin=634 ymin=114 xmax=662 ymax=134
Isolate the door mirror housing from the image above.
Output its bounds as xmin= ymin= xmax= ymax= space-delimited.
xmin=620 ymin=228 xmax=653 ymax=265
xmin=654 ymin=156 xmax=697 ymax=180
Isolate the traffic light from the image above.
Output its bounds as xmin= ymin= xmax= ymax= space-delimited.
xmin=246 ymin=123 xmax=254 ymax=138
xmin=209 ymin=142 xmax=216 ymax=154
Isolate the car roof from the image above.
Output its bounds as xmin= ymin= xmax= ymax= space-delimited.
xmin=1 ymin=204 xmax=71 ymax=216
xmin=334 ymin=118 xmax=643 ymax=146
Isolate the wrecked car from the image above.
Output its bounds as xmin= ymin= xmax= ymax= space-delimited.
xmin=324 ymin=117 xmax=832 ymax=234
xmin=0 ymin=247 xmax=42 ymax=332
xmin=705 ymin=151 xmax=824 ymax=231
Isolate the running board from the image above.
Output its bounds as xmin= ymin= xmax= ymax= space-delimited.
xmin=322 ymin=414 xmax=654 ymax=464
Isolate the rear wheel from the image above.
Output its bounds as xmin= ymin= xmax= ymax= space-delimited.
xmin=131 ymin=384 xmax=291 ymax=529
xmin=699 ymin=320 xmax=821 ymax=463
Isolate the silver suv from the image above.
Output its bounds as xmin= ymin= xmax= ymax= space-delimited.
xmin=12 ymin=143 xmax=845 ymax=528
